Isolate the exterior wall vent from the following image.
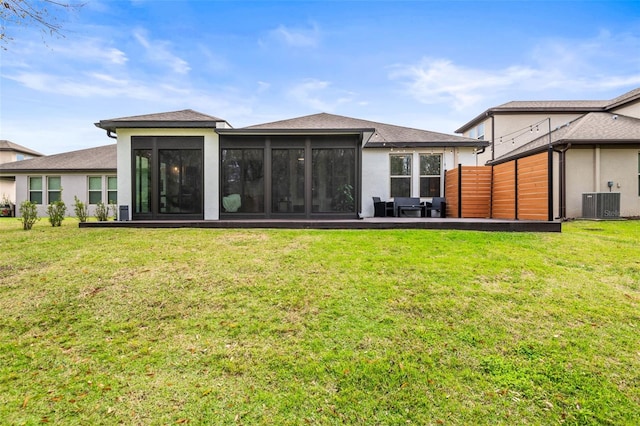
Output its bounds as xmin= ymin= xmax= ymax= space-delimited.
xmin=581 ymin=193 xmax=620 ymax=219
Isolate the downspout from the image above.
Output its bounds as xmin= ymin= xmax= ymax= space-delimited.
xmin=553 ymin=143 xmax=571 ymax=220
xmin=547 ymin=118 xmax=553 ymax=222
xmin=106 ymin=130 xmax=117 ymax=139
xmin=489 ymin=114 xmax=495 ymax=218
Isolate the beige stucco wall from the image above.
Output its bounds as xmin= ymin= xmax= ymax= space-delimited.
xmin=115 ymin=128 xmax=219 ymax=220
xmin=0 ymin=151 xmax=16 ymax=164
xmin=564 ymin=146 xmax=640 ymax=218
xmin=360 ymin=147 xmax=475 ymax=217
xmin=611 ymin=102 xmax=640 ymax=119
xmin=0 ymin=178 xmax=15 ymax=204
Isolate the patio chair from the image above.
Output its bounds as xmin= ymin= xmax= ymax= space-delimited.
xmin=372 ymin=197 xmax=394 ymax=217
xmin=423 ymin=197 xmax=446 ymax=218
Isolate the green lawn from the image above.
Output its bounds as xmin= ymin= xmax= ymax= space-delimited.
xmin=0 ymin=218 xmax=638 ymax=425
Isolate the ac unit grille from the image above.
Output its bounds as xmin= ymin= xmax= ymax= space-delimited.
xmin=582 ymin=193 xmax=620 ymax=218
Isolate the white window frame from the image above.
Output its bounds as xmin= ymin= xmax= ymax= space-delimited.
xmin=419 ymin=154 xmax=442 ymax=197
xmin=47 ymin=176 xmax=62 ymax=203
xmin=29 ymin=176 xmax=43 ymax=204
xmin=390 ymin=154 xmax=412 ymax=198
xmin=88 ymin=176 xmax=103 ymax=205
xmin=107 ymin=176 xmax=117 ymax=205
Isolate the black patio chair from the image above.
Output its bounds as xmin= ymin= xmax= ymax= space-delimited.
xmin=372 ymin=197 xmax=394 ymax=217
xmin=423 ymin=197 xmax=446 ymax=218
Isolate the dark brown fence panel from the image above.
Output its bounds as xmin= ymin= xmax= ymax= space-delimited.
xmin=460 ymin=167 xmax=492 ymax=218
xmin=445 ymin=168 xmax=460 ymax=218
xmin=492 ymin=162 xmax=516 ymax=219
xmin=517 ymin=153 xmax=548 ymax=220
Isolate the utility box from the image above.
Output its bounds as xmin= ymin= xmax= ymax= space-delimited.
xmin=119 ymin=205 xmax=130 ymax=221
xmin=582 ymin=193 xmax=620 ymax=219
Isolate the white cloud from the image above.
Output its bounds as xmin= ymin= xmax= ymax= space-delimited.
xmin=287 ymin=78 xmax=357 ymax=111
xmin=390 ymin=31 xmax=640 ymax=111
xmin=266 ymin=23 xmax=321 ymax=48
xmin=133 ymin=28 xmax=191 ymax=74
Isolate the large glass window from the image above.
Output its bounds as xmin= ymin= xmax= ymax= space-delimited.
xmin=47 ymin=176 xmax=61 ymax=203
xmin=221 ymin=149 xmax=264 ymax=213
xmin=29 ymin=176 xmax=43 ymax=204
xmin=419 ymin=154 xmax=442 ymax=197
xmin=134 ymin=149 xmax=152 ymax=214
xmin=159 ymin=150 xmax=203 ymax=214
xmin=390 ymin=154 xmax=411 ymax=198
xmin=88 ymin=176 xmax=102 ymax=204
xmin=312 ymin=148 xmax=355 ymax=213
xmin=107 ymin=176 xmax=117 ymax=205
xmin=272 ymin=149 xmax=305 ymax=213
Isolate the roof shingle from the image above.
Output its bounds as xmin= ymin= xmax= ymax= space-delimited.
xmin=237 ymin=112 xmax=487 ymax=147
xmin=0 ymin=140 xmax=44 ymax=157
xmin=0 ymin=144 xmax=116 ymax=172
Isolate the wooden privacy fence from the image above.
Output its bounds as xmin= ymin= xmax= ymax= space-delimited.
xmin=445 ymin=152 xmax=550 ymax=220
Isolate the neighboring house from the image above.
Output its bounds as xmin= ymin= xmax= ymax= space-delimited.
xmin=95 ymin=110 xmax=487 ymax=220
xmin=0 ymin=144 xmax=117 ymax=217
xmin=455 ymin=88 xmax=640 ymax=219
xmin=0 ymin=140 xmax=44 ymax=204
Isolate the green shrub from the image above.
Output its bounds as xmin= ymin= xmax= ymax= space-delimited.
xmin=95 ymin=201 xmax=109 ymax=221
xmin=18 ymin=200 xmax=40 ymax=230
xmin=110 ymin=203 xmax=117 ymax=220
xmin=73 ymin=196 xmax=88 ymax=223
xmin=47 ymin=199 xmax=67 ymax=227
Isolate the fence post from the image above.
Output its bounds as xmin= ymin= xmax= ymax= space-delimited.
xmin=457 ymin=164 xmax=462 ymax=218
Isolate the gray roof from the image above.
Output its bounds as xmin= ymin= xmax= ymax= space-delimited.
xmin=491 ymin=112 xmax=640 ymax=164
xmin=0 ymin=144 xmax=116 ymax=173
xmin=221 ymin=112 xmax=487 ymax=148
xmin=0 ymin=140 xmax=44 ymax=157
xmin=606 ymin=87 xmax=640 ymax=110
xmin=456 ymin=87 xmax=640 ymax=133
xmin=96 ymin=109 xmax=229 ymax=132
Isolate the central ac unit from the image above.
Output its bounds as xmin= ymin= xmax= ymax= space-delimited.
xmin=582 ymin=193 xmax=620 ymax=219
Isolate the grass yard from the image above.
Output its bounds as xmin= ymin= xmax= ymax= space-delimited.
xmin=0 ymin=218 xmax=639 ymax=425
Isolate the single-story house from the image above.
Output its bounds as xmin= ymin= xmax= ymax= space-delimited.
xmin=0 ymin=144 xmax=117 ymax=217
xmin=0 ymin=140 xmax=44 ymax=205
xmin=94 ymin=111 xmax=487 ymax=220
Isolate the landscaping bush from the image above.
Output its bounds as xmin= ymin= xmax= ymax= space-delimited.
xmin=47 ymin=199 xmax=67 ymax=227
xmin=95 ymin=201 xmax=109 ymax=221
xmin=18 ymin=200 xmax=39 ymax=230
xmin=73 ymin=196 xmax=88 ymax=223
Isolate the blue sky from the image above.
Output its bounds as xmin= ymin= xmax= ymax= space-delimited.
xmin=1 ymin=0 xmax=640 ymax=154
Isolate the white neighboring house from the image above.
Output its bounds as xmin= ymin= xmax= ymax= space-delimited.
xmin=0 ymin=140 xmax=44 ymax=206
xmin=455 ymin=88 xmax=640 ymax=219
xmin=0 ymin=144 xmax=117 ymax=217
xmin=94 ymin=110 xmax=487 ymax=220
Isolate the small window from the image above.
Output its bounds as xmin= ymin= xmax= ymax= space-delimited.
xmin=88 ymin=176 xmax=102 ymax=204
xmin=477 ymin=123 xmax=485 ymax=140
xmin=390 ymin=154 xmax=411 ymax=197
xmin=29 ymin=176 xmax=43 ymax=204
xmin=107 ymin=176 xmax=117 ymax=205
xmin=419 ymin=154 xmax=442 ymax=197
xmin=16 ymin=154 xmax=25 ymax=161
xmin=47 ymin=176 xmax=61 ymax=203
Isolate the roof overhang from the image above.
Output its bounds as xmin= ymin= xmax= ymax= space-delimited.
xmin=455 ymin=107 xmax=604 ymax=134
xmin=95 ymin=120 xmax=222 ymax=133
xmin=489 ymin=139 xmax=640 ymax=165
xmin=216 ymin=127 xmax=372 ymax=135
